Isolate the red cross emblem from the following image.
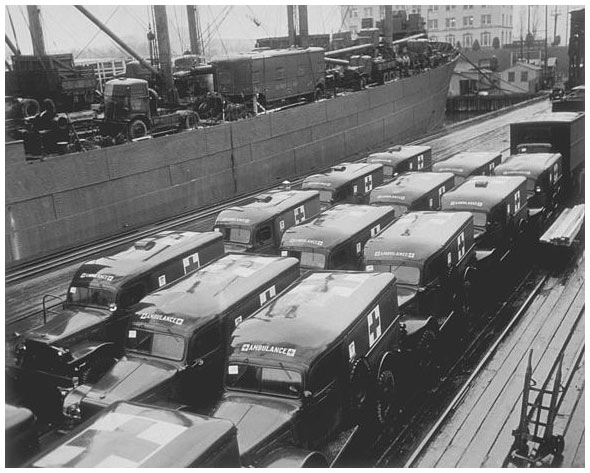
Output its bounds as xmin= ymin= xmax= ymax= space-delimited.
xmin=365 ymin=174 xmax=373 ymax=191
xmin=259 ymin=285 xmax=277 ymax=305
xmin=182 ymin=252 xmax=200 ymax=274
xmin=367 ymin=306 xmax=381 ymax=346
xmin=294 ymin=205 xmax=306 ymax=224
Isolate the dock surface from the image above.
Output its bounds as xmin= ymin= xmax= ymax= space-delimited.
xmin=413 ymin=253 xmax=585 ymax=468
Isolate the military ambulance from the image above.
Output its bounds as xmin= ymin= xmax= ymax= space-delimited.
xmin=12 ymin=231 xmax=224 ymax=415
xmin=369 ymin=172 xmax=455 ymax=215
xmin=432 ymin=151 xmax=503 ymax=184
xmin=366 ymin=145 xmax=432 ymax=179
xmin=29 ymin=402 xmax=241 ymax=468
xmin=6 ymin=404 xmax=39 ymax=467
xmin=62 ymin=254 xmax=300 ymax=425
xmin=363 ymin=211 xmax=477 ymax=331
xmin=280 ymin=204 xmax=396 ymax=270
xmin=212 ymin=271 xmax=409 ymax=467
xmin=301 ymin=162 xmax=384 ymax=208
xmin=494 ymin=153 xmax=563 ymax=216
xmin=214 ymin=189 xmax=320 ymax=254
xmin=441 ymin=176 xmax=528 ymax=265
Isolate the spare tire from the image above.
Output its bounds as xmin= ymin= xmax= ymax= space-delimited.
xmin=21 ymin=98 xmax=40 ymax=118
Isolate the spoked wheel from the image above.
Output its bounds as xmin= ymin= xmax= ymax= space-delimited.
xmin=416 ymin=328 xmax=439 ymax=388
xmin=127 ymin=119 xmax=148 ymax=140
xmin=375 ymin=366 xmax=398 ymax=425
xmin=348 ymin=357 xmax=371 ymax=423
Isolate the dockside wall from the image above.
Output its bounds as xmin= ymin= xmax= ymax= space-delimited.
xmin=5 ymin=59 xmax=455 ymax=264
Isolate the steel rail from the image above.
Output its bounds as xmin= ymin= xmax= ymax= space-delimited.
xmin=402 ymin=272 xmax=553 ymax=467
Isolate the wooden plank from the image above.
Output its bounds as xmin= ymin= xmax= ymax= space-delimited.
xmin=417 ymin=258 xmax=585 ymax=468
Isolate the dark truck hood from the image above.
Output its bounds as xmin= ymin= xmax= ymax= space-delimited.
xmin=212 ymin=395 xmax=297 ymax=458
xmin=81 ymin=357 xmax=177 ymax=410
xmin=25 ymin=307 xmax=109 ymax=346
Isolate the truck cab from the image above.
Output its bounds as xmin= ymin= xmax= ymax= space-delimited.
xmin=364 ymin=211 xmax=477 ymax=329
xmin=62 ymin=254 xmax=300 ymax=425
xmin=369 ymin=171 xmax=455 ymax=215
xmin=367 ymin=145 xmax=432 ymax=179
xmin=302 ymin=162 xmax=384 ymax=208
xmin=214 ymin=189 xmax=320 ymax=254
xmin=441 ymin=176 xmax=529 ymax=267
xmin=494 ymin=153 xmax=563 ymax=217
xmin=280 ymin=204 xmax=396 ymax=271
xmin=432 ymin=151 xmax=503 ymax=184
xmin=29 ymin=402 xmax=241 ymax=468
xmin=12 ymin=232 xmax=224 ymax=416
xmin=211 ymin=271 xmax=406 ymax=466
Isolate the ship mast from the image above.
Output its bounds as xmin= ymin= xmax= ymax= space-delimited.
xmin=287 ymin=6 xmax=296 ymax=46
xmin=152 ymin=5 xmax=177 ymax=104
xmin=286 ymin=5 xmax=309 ymax=47
xmin=186 ymin=5 xmax=202 ymax=56
xmin=26 ymin=5 xmax=46 ymax=56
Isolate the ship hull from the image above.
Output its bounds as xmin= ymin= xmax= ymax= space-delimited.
xmin=6 ymin=57 xmax=457 ymax=264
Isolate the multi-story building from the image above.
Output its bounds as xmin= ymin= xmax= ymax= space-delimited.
xmin=340 ymin=5 xmax=514 ymax=49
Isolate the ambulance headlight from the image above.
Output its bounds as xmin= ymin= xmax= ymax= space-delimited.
xmin=535 ymin=186 xmax=542 ymax=193
xmin=108 ymin=303 xmax=117 ymax=312
xmin=63 ymin=402 xmax=81 ymax=421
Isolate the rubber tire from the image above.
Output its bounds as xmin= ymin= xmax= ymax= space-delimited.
xmin=21 ymin=98 xmax=40 ymax=118
xmin=79 ymin=355 xmax=115 ymax=385
xmin=375 ymin=366 xmax=397 ymax=425
xmin=127 ymin=119 xmax=148 ymax=140
xmin=348 ymin=357 xmax=371 ymax=416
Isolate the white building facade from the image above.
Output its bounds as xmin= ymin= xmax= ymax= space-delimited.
xmin=340 ymin=5 xmax=514 ymax=49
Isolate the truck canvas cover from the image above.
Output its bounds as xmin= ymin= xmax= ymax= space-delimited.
xmin=432 ymin=151 xmax=502 ymax=178
xmin=363 ymin=211 xmax=474 ymax=265
xmin=230 ymin=271 xmax=396 ymax=364
xmin=441 ymin=176 xmax=527 ymax=213
xmin=30 ymin=402 xmax=236 ymax=468
xmin=369 ymin=172 xmax=455 ymax=207
xmin=130 ymin=254 xmax=299 ymax=336
xmin=215 ymin=190 xmax=319 ymax=227
xmin=281 ymin=204 xmax=395 ymax=251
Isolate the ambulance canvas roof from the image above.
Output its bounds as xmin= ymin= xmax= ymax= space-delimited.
xmin=363 ymin=211 xmax=473 ymax=263
xmin=230 ymin=271 xmax=395 ymax=364
xmin=215 ymin=190 xmax=319 ymax=227
xmin=281 ymin=204 xmax=395 ymax=250
xmin=494 ymin=153 xmax=562 ymax=180
xmin=130 ymin=254 xmax=299 ymax=336
xmin=511 ymin=111 xmax=583 ymax=124
xmin=441 ymin=176 xmax=527 ymax=212
xmin=302 ymin=163 xmax=382 ymax=190
xmin=433 ymin=151 xmax=501 ymax=176
xmin=30 ymin=402 xmax=235 ymax=468
xmin=370 ymin=172 xmax=455 ymax=205
xmin=72 ymin=231 xmax=222 ymax=288
xmin=367 ymin=145 xmax=431 ymax=165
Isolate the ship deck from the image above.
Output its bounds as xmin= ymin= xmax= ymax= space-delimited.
xmin=412 ymin=252 xmax=585 ymax=468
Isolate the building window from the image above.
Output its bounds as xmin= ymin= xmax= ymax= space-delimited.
xmin=446 ymin=5 xmax=451 ymax=10
xmin=463 ymin=33 xmax=472 ymax=47
xmin=363 ymin=7 xmax=372 ymax=18
xmin=463 ymin=5 xmax=474 ymax=9
xmin=508 ymin=72 xmax=515 ymax=82
xmin=463 ymin=16 xmax=474 ymax=27
xmin=428 ymin=19 xmax=438 ymax=30
xmin=446 ymin=17 xmax=456 ymax=28
xmin=350 ymin=8 xmax=358 ymax=18
xmin=521 ymin=71 xmax=528 ymax=82
xmin=502 ymin=13 xmax=505 ymax=26
xmin=428 ymin=5 xmax=439 ymax=11
xmin=446 ymin=34 xmax=455 ymax=45
xmin=481 ymin=14 xmax=492 ymax=26
xmin=481 ymin=32 xmax=491 ymax=46
xmin=429 ymin=35 xmax=438 ymax=41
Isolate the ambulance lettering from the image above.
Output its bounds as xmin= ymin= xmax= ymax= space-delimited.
xmin=240 ymin=344 xmax=296 ymax=357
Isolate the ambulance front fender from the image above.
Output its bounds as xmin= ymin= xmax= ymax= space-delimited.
xmin=68 ymin=341 xmax=117 ymax=365
xmin=399 ymin=314 xmax=436 ymax=338
xmin=258 ymin=447 xmax=328 ymax=468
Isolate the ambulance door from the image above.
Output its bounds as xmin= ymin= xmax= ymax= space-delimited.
xmin=252 ymin=221 xmax=275 ymax=254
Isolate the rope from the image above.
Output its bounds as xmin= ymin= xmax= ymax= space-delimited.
xmin=75 ymin=7 xmax=120 ymax=60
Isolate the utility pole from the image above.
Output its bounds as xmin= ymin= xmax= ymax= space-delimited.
xmin=552 ymin=6 xmax=560 ymax=45
xmin=27 ymin=5 xmax=46 ymax=56
xmin=186 ymin=5 xmax=201 ymax=55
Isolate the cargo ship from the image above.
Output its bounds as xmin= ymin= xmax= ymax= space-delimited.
xmin=5 ymin=6 xmax=458 ymax=265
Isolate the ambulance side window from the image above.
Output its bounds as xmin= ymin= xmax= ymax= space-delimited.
xmin=118 ymin=283 xmax=147 ymax=309
xmin=255 ymin=225 xmax=273 ymax=245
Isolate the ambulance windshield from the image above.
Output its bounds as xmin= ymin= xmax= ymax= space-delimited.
xmin=126 ymin=329 xmax=185 ymax=361
xmin=223 ymin=226 xmax=251 ymax=244
xmin=372 ymin=264 xmax=420 ymax=285
xmin=471 ymin=212 xmax=487 ymax=228
xmin=226 ymin=363 xmax=303 ymax=398
xmin=318 ymin=190 xmax=333 ymax=204
xmin=67 ymin=286 xmax=116 ymax=309
xmin=300 ymin=251 xmax=326 ymax=269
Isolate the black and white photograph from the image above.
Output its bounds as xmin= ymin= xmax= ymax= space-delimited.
xmin=5 ymin=3 xmax=584 ymax=468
